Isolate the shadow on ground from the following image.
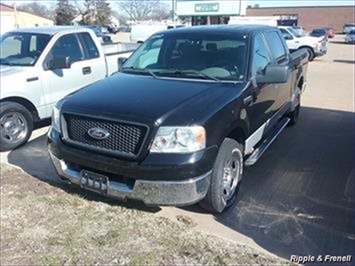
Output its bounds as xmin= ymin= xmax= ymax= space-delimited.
xmin=333 ymin=59 xmax=355 ymax=64
xmin=213 ymin=106 xmax=354 ymax=260
xmin=6 ymin=106 xmax=355 ymax=260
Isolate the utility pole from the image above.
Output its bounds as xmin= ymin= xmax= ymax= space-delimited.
xmin=13 ymin=2 xmax=19 ymax=28
xmin=172 ymin=0 xmax=175 ymax=21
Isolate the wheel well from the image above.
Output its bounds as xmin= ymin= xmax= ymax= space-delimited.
xmin=299 ymin=46 xmax=314 ymax=52
xmin=227 ymin=127 xmax=246 ymax=145
xmin=0 ymin=97 xmax=39 ymax=121
xmin=297 ymin=77 xmax=304 ymax=90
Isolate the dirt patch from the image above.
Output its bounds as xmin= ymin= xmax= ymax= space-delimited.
xmin=1 ymin=164 xmax=288 ymax=265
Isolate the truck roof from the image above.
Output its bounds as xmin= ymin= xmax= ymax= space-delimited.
xmin=161 ymin=24 xmax=277 ymax=36
xmin=8 ymin=26 xmax=92 ymax=35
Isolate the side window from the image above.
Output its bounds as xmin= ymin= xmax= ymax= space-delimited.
xmin=50 ymin=34 xmax=83 ymax=63
xmin=79 ymin=32 xmax=100 ymax=59
xmin=1 ymin=35 xmax=21 ymax=58
xmin=251 ymin=34 xmax=271 ymax=76
xmin=264 ymin=31 xmax=287 ymax=62
xmin=280 ymin=28 xmax=293 ymax=40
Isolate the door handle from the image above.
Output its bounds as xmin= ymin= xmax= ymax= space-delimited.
xmin=82 ymin=67 xmax=92 ymax=75
xmin=243 ymin=95 xmax=253 ymax=106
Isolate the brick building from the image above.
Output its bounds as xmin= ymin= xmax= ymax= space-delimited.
xmin=246 ymin=6 xmax=355 ymax=32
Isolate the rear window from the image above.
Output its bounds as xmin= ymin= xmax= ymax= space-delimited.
xmin=79 ymin=32 xmax=100 ymax=59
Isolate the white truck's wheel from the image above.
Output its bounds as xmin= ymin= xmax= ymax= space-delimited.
xmin=0 ymin=102 xmax=33 ymax=151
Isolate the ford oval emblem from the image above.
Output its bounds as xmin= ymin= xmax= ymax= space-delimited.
xmin=87 ymin=127 xmax=110 ymax=140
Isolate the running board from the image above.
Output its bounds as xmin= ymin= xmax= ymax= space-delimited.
xmin=245 ymin=117 xmax=290 ymax=167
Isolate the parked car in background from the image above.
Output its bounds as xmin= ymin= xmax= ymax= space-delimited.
xmin=107 ymin=24 xmax=119 ymax=34
xmin=345 ymin=29 xmax=355 ymax=44
xmin=84 ymin=25 xmax=112 ymax=44
xmin=279 ymin=26 xmax=327 ymax=61
xmin=321 ymin=26 xmax=335 ymax=38
xmin=343 ymin=23 xmax=355 ymax=34
xmin=0 ymin=27 xmax=134 ymax=151
xmin=309 ymin=28 xmax=328 ymax=40
xmin=48 ymin=25 xmax=308 ymax=213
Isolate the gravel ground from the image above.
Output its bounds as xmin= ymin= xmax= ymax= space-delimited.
xmin=0 ymin=163 xmax=288 ymax=265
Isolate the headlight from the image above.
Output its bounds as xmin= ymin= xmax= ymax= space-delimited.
xmin=51 ymin=105 xmax=61 ymax=132
xmin=150 ymin=126 xmax=206 ymax=153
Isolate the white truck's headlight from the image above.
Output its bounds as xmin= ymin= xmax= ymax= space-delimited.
xmin=51 ymin=106 xmax=61 ymax=132
xmin=150 ymin=126 xmax=206 ymax=153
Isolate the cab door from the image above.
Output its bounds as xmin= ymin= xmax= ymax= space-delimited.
xmin=264 ymin=30 xmax=293 ymax=112
xmin=41 ymin=33 xmax=105 ymax=115
xmin=245 ymin=33 xmax=279 ymax=134
xmin=279 ymin=28 xmax=298 ymax=51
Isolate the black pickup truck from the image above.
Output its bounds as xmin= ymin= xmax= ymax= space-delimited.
xmin=48 ymin=25 xmax=308 ymax=213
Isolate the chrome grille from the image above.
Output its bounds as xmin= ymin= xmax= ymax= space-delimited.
xmin=64 ymin=114 xmax=148 ymax=157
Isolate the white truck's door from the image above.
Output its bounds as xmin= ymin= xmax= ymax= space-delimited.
xmin=41 ymin=33 xmax=106 ymax=113
xmin=279 ymin=28 xmax=299 ymax=50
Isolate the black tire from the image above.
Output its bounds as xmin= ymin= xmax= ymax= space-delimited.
xmin=0 ymin=102 xmax=33 ymax=152
xmin=306 ymin=47 xmax=315 ymax=61
xmin=199 ymin=138 xmax=243 ymax=213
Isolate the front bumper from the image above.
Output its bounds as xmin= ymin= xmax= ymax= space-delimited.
xmin=48 ymin=128 xmax=215 ymax=206
xmin=50 ymin=152 xmax=210 ymax=206
xmin=314 ymin=45 xmax=327 ymax=57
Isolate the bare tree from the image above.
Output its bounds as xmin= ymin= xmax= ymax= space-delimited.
xmin=117 ymin=0 xmax=161 ymax=21
xmin=18 ymin=2 xmax=54 ymax=19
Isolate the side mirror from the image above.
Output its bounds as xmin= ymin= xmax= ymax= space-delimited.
xmin=285 ymin=35 xmax=293 ymax=40
xmin=256 ymin=65 xmax=290 ymax=84
xmin=49 ymin=57 xmax=71 ymax=70
xmin=117 ymin=57 xmax=127 ymax=71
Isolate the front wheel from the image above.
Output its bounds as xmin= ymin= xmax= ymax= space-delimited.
xmin=306 ymin=48 xmax=315 ymax=61
xmin=0 ymin=102 xmax=33 ymax=152
xmin=199 ymin=138 xmax=243 ymax=213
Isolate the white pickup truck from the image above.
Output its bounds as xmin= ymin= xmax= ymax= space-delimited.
xmin=278 ymin=26 xmax=327 ymax=61
xmin=0 ymin=26 xmax=134 ymax=151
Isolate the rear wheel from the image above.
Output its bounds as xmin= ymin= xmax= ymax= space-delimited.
xmin=199 ymin=138 xmax=243 ymax=213
xmin=0 ymin=102 xmax=33 ymax=152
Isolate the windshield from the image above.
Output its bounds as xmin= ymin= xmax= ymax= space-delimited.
xmin=0 ymin=32 xmax=51 ymax=66
xmin=287 ymin=27 xmax=304 ymax=37
xmin=349 ymin=30 xmax=355 ymax=35
xmin=122 ymin=32 xmax=248 ymax=82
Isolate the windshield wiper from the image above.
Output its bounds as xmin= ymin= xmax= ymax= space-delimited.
xmin=153 ymin=69 xmax=220 ymax=81
xmin=121 ymin=67 xmax=158 ymax=79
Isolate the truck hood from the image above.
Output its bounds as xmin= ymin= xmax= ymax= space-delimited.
xmin=299 ymin=35 xmax=324 ymax=43
xmin=61 ymin=73 xmax=244 ymax=125
xmin=0 ymin=65 xmax=29 ymax=77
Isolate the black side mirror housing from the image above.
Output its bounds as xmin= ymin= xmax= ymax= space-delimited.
xmin=256 ymin=65 xmax=290 ymax=84
xmin=117 ymin=57 xmax=127 ymax=71
xmin=49 ymin=57 xmax=71 ymax=70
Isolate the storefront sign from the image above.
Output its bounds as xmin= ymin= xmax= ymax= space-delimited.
xmin=195 ymin=3 xmax=219 ymax=12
